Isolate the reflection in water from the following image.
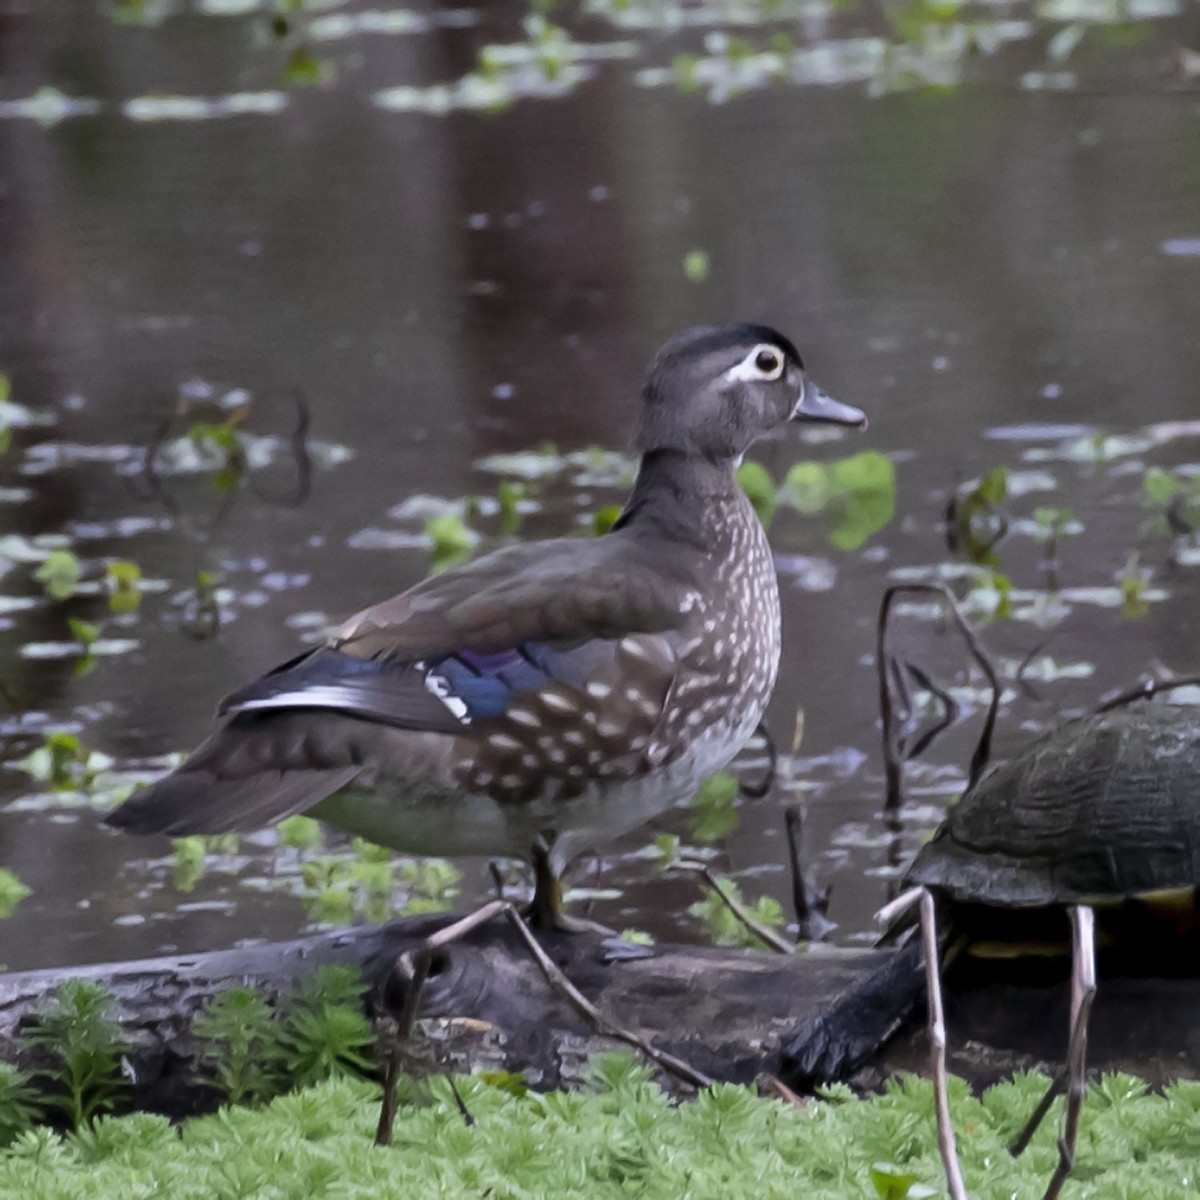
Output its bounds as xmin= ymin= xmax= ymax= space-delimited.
xmin=0 ymin=0 xmax=1197 ymax=970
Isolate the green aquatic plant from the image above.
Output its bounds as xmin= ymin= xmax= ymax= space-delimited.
xmin=278 ymin=814 xmax=322 ymax=850
xmin=424 ymin=512 xmax=475 ymax=574
xmin=105 ymin=561 xmax=142 ymax=614
xmin=23 ymin=982 xmax=128 ymax=1131
xmin=689 ymin=771 xmax=740 ymax=842
xmin=0 ymin=869 xmax=31 ymax=919
xmin=783 ymin=451 xmax=896 ymax=550
xmin=18 ymin=733 xmax=99 ymax=792
xmin=34 ymin=550 xmax=82 ymax=601
xmin=497 ymin=479 xmax=526 ymax=534
xmin=735 ymin=460 xmax=777 ymax=525
xmin=66 ymin=618 xmax=99 ymax=676
xmin=688 ymin=876 xmax=784 ymax=948
xmin=0 ymin=1065 xmax=38 ymax=1149
xmin=683 ymin=248 xmax=710 ymax=282
xmin=947 ymin=466 xmax=1007 ymax=565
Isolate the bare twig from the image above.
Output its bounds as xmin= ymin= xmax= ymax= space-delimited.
xmin=756 ymin=1072 xmax=807 ymax=1108
xmin=784 ymin=806 xmax=834 ymax=943
xmin=248 ymin=389 xmax=313 ymax=507
xmin=1094 ymin=673 xmax=1200 ymax=715
xmin=877 ymin=583 xmax=1001 ymax=812
xmin=1010 ymin=1070 xmax=1064 ymax=1157
xmin=499 ymin=903 xmax=714 ymax=1089
xmin=920 ymin=888 xmax=967 ymax=1200
xmin=1042 ymin=906 xmax=1097 ymax=1200
xmin=375 ymin=899 xmax=507 ymax=1145
xmin=901 ymin=659 xmax=959 ymax=761
xmin=672 ymin=859 xmax=795 ymax=954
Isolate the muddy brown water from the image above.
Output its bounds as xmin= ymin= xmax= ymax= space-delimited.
xmin=1 ymin=0 xmax=1198 ymax=972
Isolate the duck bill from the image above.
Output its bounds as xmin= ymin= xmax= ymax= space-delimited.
xmin=791 ymin=379 xmax=868 ymax=430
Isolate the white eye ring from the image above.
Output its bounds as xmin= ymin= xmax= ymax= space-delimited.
xmin=725 ymin=344 xmax=786 ymax=383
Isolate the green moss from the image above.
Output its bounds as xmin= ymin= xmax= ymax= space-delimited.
xmin=3 ymin=1063 xmax=1200 ymax=1198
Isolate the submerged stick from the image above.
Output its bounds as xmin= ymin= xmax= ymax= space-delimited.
xmin=876 ymin=582 xmax=1002 ymax=812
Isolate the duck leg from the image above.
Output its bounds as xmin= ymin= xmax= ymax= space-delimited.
xmin=1042 ymin=904 xmax=1097 ymax=1200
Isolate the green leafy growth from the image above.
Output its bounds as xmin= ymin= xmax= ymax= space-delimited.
xmin=784 ymin=451 xmax=896 ymax=550
xmin=35 ymin=550 xmax=82 ymax=600
xmin=7 ymin=1064 xmax=1200 ymax=1194
xmin=0 ymin=1065 xmax=38 ymax=1148
xmin=688 ymin=877 xmax=784 ymax=948
xmin=592 ymin=504 xmax=623 ymax=536
xmin=497 ymin=480 xmax=525 ymax=535
xmin=735 ymin=460 xmax=777 ymax=525
xmin=1031 ymin=506 xmax=1077 ymax=539
xmin=187 ymin=419 xmax=245 ymax=493
xmin=276 ymin=967 xmax=376 ymax=1089
xmin=1120 ymin=553 xmax=1151 ymax=620
xmin=0 ymin=375 xmax=12 ymax=453
xmin=871 ymin=1161 xmax=937 ymax=1199
xmin=67 ymin=618 xmax=99 ymax=677
xmin=283 ymin=45 xmax=331 ymax=87
xmin=0 ymin=869 xmax=31 ymax=919
xmin=689 ymin=771 xmax=740 ymax=842
xmin=1143 ymin=467 xmax=1180 ymax=505
xmin=654 ymin=832 xmax=680 ymax=868
xmin=425 ymin=513 xmax=474 ymax=574
xmin=105 ymin=561 xmax=142 ymax=615
xmin=19 ymin=733 xmax=95 ymax=791
xmin=278 ymin=815 xmax=322 ymax=850
xmin=23 ymin=982 xmax=128 ymax=1130
xmin=673 ymin=52 xmax=702 ymax=91
xmin=193 ymin=987 xmax=282 ymax=1107
xmin=171 ymin=836 xmax=207 ymax=893
xmin=682 ymin=248 xmax=710 ymax=283
xmin=949 ymin=466 xmax=1008 ymax=566
xmin=396 ymin=857 xmax=461 ymax=916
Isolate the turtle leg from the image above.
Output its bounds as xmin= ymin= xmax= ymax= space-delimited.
xmin=1042 ymin=904 xmax=1097 ymax=1200
xmin=918 ymin=888 xmax=968 ymax=1200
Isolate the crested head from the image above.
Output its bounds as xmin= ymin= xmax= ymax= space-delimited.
xmin=636 ymin=323 xmax=866 ymax=461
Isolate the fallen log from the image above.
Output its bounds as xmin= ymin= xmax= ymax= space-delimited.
xmin=0 ymin=913 xmax=923 ymax=1118
xmin=7 ymin=915 xmax=1200 ymax=1122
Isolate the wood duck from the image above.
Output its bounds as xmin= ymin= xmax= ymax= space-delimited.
xmin=107 ymin=325 xmax=867 ymax=925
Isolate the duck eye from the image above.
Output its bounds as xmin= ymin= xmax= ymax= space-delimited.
xmin=753 ymin=347 xmax=784 ymax=378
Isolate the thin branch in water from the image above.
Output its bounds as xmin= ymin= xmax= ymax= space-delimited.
xmin=248 ymin=389 xmax=313 ymax=507
xmin=1094 ymin=672 xmax=1200 ymax=715
xmin=784 ymin=805 xmax=833 ymax=943
xmin=876 ymin=583 xmax=1001 ymax=812
xmin=902 ymin=659 xmax=959 ymax=761
xmin=1014 ymin=632 xmax=1057 ymax=698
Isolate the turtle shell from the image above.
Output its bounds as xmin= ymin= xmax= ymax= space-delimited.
xmin=906 ymin=703 xmax=1200 ymax=907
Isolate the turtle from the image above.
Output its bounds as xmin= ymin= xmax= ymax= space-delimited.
xmin=888 ymin=699 xmax=1200 ymax=1200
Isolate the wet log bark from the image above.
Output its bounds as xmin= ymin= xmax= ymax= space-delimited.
xmin=7 ymin=915 xmax=1200 ymax=1122
xmin=0 ymin=914 xmax=922 ymax=1119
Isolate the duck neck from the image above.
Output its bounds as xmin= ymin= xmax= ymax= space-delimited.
xmin=614 ymin=449 xmax=743 ymax=548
